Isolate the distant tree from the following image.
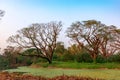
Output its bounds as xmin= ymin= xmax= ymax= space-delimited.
xmin=55 ymin=42 xmax=65 ymax=55
xmin=7 ymin=21 xmax=62 ymax=64
xmin=68 ymin=44 xmax=80 ymax=55
xmin=3 ymin=46 xmax=22 ymax=64
xmin=66 ymin=20 xmax=118 ymax=63
xmin=3 ymin=46 xmax=34 ymax=67
xmin=53 ymin=42 xmax=66 ymax=61
xmin=0 ymin=10 xmax=5 ymax=20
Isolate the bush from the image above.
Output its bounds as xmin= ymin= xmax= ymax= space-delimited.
xmin=33 ymin=57 xmax=48 ymax=64
xmin=61 ymin=52 xmax=75 ymax=61
xmin=16 ymin=55 xmax=25 ymax=64
xmin=75 ymin=53 xmax=93 ymax=63
xmin=107 ymin=53 xmax=120 ymax=63
xmin=96 ymin=55 xmax=106 ymax=63
xmin=0 ymin=55 xmax=9 ymax=70
xmin=52 ymin=53 xmax=62 ymax=61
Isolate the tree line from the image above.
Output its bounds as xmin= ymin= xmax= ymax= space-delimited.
xmin=5 ymin=20 xmax=120 ymax=64
xmin=0 ymin=10 xmax=120 ymax=65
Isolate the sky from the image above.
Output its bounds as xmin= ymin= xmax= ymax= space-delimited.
xmin=0 ymin=0 xmax=120 ymax=50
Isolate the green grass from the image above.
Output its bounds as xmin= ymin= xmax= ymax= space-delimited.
xmin=4 ymin=62 xmax=120 ymax=80
xmin=5 ymin=66 xmax=120 ymax=80
xmin=35 ymin=61 xmax=120 ymax=69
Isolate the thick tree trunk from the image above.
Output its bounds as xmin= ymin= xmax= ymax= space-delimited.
xmin=48 ymin=59 xmax=52 ymax=64
xmin=19 ymin=53 xmax=53 ymax=64
xmin=45 ymin=57 xmax=52 ymax=64
xmin=47 ymin=59 xmax=52 ymax=64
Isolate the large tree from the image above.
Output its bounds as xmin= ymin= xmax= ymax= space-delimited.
xmin=8 ymin=21 xmax=62 ymax=63
xmin=66 ymin=20 xmax=118 ymax=63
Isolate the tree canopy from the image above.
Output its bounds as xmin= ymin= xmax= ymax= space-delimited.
xmin=66 ymin=20 xmax=119 ymax=63
xmin=8 ymin=21 xmax=62 ymax=63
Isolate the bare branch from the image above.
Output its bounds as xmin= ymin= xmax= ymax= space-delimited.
xmin=7 ymin=21 xmax=62 ymax=63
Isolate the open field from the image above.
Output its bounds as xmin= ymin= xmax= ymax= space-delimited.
xmin=33 ymin=61 xmax=120 ymax=69
xmin=5 ymin=66 xmax=120 ymax=80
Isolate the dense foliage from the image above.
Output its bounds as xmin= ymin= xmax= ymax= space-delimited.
xmin=53 ymin=51 xmax=120 ymax=63
xmin=0 ymin=54 xmax=33 ymax=70
xmin=0 ymin=46 xmax=120 ymax=70
xmin=66 ymin=20 xmax=120 ymax=63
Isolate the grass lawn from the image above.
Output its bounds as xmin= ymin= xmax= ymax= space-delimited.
xmin=4 ymin=61 xmax=120 ymax=80
xmin=34 ymin=61 xmax=120 ymax=69
xmin=5 ymin=61 xmax=120 ymax=80
xmin=5 ymin=66 xmax=120 ymax=80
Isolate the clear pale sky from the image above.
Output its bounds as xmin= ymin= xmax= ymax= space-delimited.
xmin=0 ymin=0 xmax=120 ymax=49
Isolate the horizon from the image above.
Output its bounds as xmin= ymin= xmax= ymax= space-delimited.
xmin=0 ymin=0 xmax=120 ymax=50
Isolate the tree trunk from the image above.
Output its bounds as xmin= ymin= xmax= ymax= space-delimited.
xmin=48 ymin=60 xmax=52 ymax=64
xmin=46 ymin=57 xmax=52 ymax=64
xmin=93 ymin=54 xmax=97 ymax=63
xmin=93 ymin=58 xmax=97 ymax=63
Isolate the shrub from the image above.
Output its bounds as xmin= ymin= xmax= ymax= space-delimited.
xmin=0 ymin=55 xmax=9 ymax=70
xmin=52 ymin=53 xmax=62 ymax=61
xmin=107 ymin=53 xmax=120 ymax=63
xmin=75 ymin=53 xmax=93 ymax=63
xmin=96 ymin=55 xmax=106 ymax=63
xmin=61 ymin=52 xmax=75 ymax=61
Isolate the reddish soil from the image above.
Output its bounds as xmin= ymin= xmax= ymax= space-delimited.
xmin=0 ymin=72 xmax=103 ymax=80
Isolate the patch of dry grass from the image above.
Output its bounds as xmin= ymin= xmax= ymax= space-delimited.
xmin=0 ymin=72 xmax=102 ymax=80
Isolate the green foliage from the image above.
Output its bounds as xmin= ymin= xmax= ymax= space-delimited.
xmin=32 ymin=57 xmax=48 ymax=64
xmin=75 ymin=53 xmax=93 ymax=63
xmin=0 ymin=53 xmax=34 ymax=70
xmin=107 ymin=53 xmax=120 ymax=63
xmin=53 ymin=48 xmax=120 ymax=63
xmin=96 ymin=55 xmax=106 ymax=63
xmin=16 ymin=55 xmax=25 ymax=64
xmin=61 ymin=51 xmax=75 ymax=61
xmin=53 ymin=48 xmax=75 ymax=62
xmin=53 ymin=53 xmax=59 ymax=61
xmin=22 ymin=48 xmax=39 ymax=55
xmin=0 ymin=55 xmax=9 ymax=70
